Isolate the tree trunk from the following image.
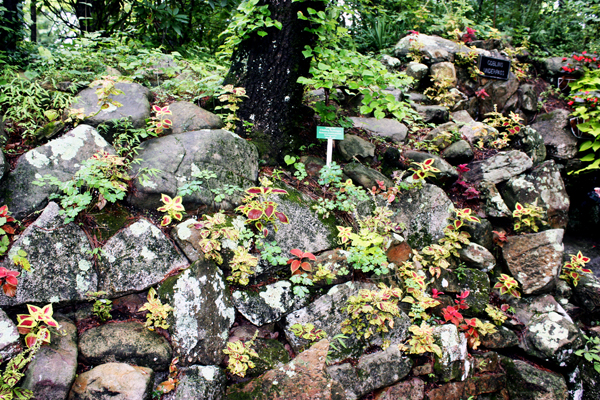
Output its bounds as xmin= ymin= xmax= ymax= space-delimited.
xmin=225 ymin=0 xmax=324 ymax=164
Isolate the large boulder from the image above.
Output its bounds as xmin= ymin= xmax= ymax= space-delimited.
xmin=414 ymin=105 xmax=449 ymax=124
xmin=573 ymin=273 xmax=600 ymax=314
xmin=283 ymin=282 xmax=410 ymax=362
xmin=0 ymin=124 xmax=115 ymax=219
xmin=478 ymin=73 xmax=520 ymax=115
xmin=432 ymin=324 xmax=469 ymax=382
xmin=462 ymin=150 xmax=532 ymax=184
xmin=167 ymin=101 xmax=223 ymax=134
xmin=530 ymin=109 xmax=579 ymax=161
xmin=502 ymin=358 xmax=568 ymax=400
xmin=502 ymin=229 xmax=564 ymax=295
xmin=22 ymin=316 xmax=78 ymax=400
xmin=430 ymin=62 xmax=457 ymax=85
xmin=343 ymin=161 xmax=394 ymax=190
xmin=71 ymin=82 xmax=151 ymax=131
xmin=129 ymin=130 xmax=258 ymax=211
xmin=337 ymin=134 xmax=375 ymax=161
xmin=68 ymin=363 xmax=154 ymax=400
xmin=513 ymin=125 xmax=546 ymax=165
xmin=78 ymin=321 xmax=172 ymax=370
xmin=349 ymin=117 xmax=408 ymax=143
xmin=173 ymin=365 xmax=226 ymax=400
xmin=0 ymin=202 xmax=96 ymax=307
xmin=327 ymin=345 xmax=413 ymax=400
xmin=403 ymin=150 xmax=458 ymax=184
xmin=0 ymin=309 xmax=20 ymax=361
xmin=501 ymin=160 xmax=570 ymax=229
xmin=97 ymin=218 xmax=189 ymax=297
xmin=226 ymin=340 xmax=347 ymax=400
xmin=158 ymin=259 xmax=235 ymax=366
xmin=405 ymin=62 xmax=429 ymax=81
xmin=389 ymin=183 xmax=454 ymax=248
xmin=394 ymin=34 xmax=470 ymax=64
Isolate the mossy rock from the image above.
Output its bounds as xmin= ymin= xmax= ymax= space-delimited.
xmin=247 ymin=338 xmax=290 ymax=377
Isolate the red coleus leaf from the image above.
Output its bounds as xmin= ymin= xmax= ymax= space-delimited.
xmin=271 ymin=188 xmax=288 ymax=194
xmin=246 ymin=187 xmax=265 ymax=195
xmin=290 ymin=249 xmax=304 ymax=258
xmin=247 ymin=208 xmax=263 ymax=220
xmin=2 ymin=283 xmax=16 ymax=297
xmin=289 ymin=260 xmax=301 ymax=274
xmin=264 ymin=205 xmax=274 ymax=218
xmin=275 ymin=212 xmax=289 ymax=224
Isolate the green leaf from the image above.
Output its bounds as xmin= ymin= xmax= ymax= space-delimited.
xmin=580 ymin=153 xmax=596 ymax=162
xmin=257 ymin=31 xmax=268 ymax=37
xmin=580 ymin=141 xmax=594 ymax=151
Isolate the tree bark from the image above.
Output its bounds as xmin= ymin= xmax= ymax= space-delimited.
xmin=225 ymin=0 xmax=324 ymax=164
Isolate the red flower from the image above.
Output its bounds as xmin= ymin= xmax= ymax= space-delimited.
xmin=431 ymin=288 xmax=444 ymax=298
xmin=562 ymin=57 xmax=567 ymax=61
xmin=475 ymin=88 xmax=489 ymax=99
xmin=568 ymin=101 xmax=574 ymax=106
xmin=583 ymin=51 xmax=587 ymax=55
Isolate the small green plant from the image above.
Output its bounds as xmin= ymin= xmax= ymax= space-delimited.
xmin=86 ymin=291 xmax=112 ymax=322
xmin=16 ymin=304 xmax=60 ymax=348
xmin=560 ymin=251 xmax=592 ymax=286
xmin=157 ymin=194 xmax=186 ymax=226
xmin=0 ymin=330 xmax=44 ymax=400
xmin=575 ymin=335 xmax=600 ymax=374
xmin=223 ymin=330 xmax=259 ymax=377
xmin=138 ymin=287 xmax=174 ymax=331
xmin=512 ymin=201 xmax=547 ymax=233
xmin=408 ymin=158 xmax=440 ymax=182
xmin=235 ymin=177 xmax=289 ymax=237
xmin=177 ymin=169 xmax=218 ymax=198
xmin=11 ymin=249 xmax=30 ymax=273
xmin=148 ymin=105 xmax=173 ymax=135
xmin=485 ymin=304 xmax=508 ymax=326
xmin=406 ymin=321 xmax=442 ymax=357
xmin=341 ymin=283 xmax=403 ymax=348
xmin=493 ymin=274 xmax=521 ymax=299
xmin=89 ymin=76 xmax=125 ymax=113
xmin=289 ymin=323 xmax=326 ymax=343
xmin=480 ymin=106 xmax=524 ymax=149
xmin=228 ymin=246 xmax=258 ymax=286
xmin=424 ymin=77 xmax=460 ymax=107
xmin=0 ymin=206 xmax=16 ymax=257
xmin=256 ymin=240 xmax=287 ymax=266
xmin=214 ymin=85 xmax=247 ymax=131
xmin=195 ymin=212 xmax=240 ymax=265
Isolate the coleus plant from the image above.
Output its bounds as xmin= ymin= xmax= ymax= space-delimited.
xmin=0 ymin=267 xmax=19 ymax=297
xmin=0 ymin=205 xmax=16 ymax=257
xmin=138 ymin=287 xmax=174 ymax=331
xmin=407 ymin=321 xmax=442 ymax=358
xmin=236 ymin=179 xmax=289 ymax=236
xmin=560 ymin=251 xmax=592 ymax=286
xmin=157 ymin=194 xmax=186 ymax=226
xmin=228 ymin=246 xmax=259 ymax=286
xmin=289 ymin=323 xmax=326 ymax=343
xmin=16 ymin=304 xmax=59 ymax=348
xmin=223 ymin=331 xmax=259 ymax=377
xmin=149 ymin=105 xmax=173 ymax=134
xmin=288 ymin=249 xmax=316 ymax=275
xmin=494 ymin=273 xmax=521 ymax=298
xmin=409 ymin=158 xmax=440 ymax=182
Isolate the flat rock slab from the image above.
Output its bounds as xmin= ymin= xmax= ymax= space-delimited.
xmin=158 ymin=259 xmax=235 ymax=366
xmin=0 ymin=308 xmax=20 ymax=361
xmin=502 ymin=229 xmax=564 ymax=295
xmin=283 ymin=282 xmax=410 ymax=362
xmin=22 ymin=316 xmax=78 ymax=400
xmin=98 ymin=218 xmax=189 ymax=297
xmin=129 ymin=130 xmax=258 ymax=211
xmin=327 ymin=345 xmax=413 ymax=400
xmin=72 ymin=82 xmax=151 ymax=130
xmin=394 ymin=33 xmax=471 ymax=64
xmin=174 ymin=365 xmax=226 ymax=400
xmin=232 ymin=280 xmax=309 ymax=326
xmin=463 ymin=150 xmax=532 ymax=184
xmin=0 ymin=124 xmax=114 ymax=219
xmin=337 ymin=134 xmax=375 ymax=161
xmin=343 ymin=161 xmax=394 ymax=190
xmin=349 ymin=117 xmax=408 ymax=143
xmin=501 ymin=160 xmax=570 ymax=229
xmin=227 ymin=339 xmax=347 ymax=400
xmin=69 ymin=362 xmax=154 ymax=400
xmin=168 ymin=101 xmax=223 ymax=134
xmin=0 ymin=202 xmax=96 ymax=307
xmin=530 ymin=109 xmax=578 ymax=161
xmin=79 ymin=321 xmax=172 ymax=371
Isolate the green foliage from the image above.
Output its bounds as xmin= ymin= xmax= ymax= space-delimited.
xmin=236 ymin=177 xmax=290 ymax=237
xmin=214 ymin=85 xmax=247 ymax=131
xmin=86 ymin=291 xmax=113 ymax=322
xmin=0 ymin=206 xmax=16 ymax=258
xmin=313 ymin=175 xmax=369 ymax=219
xmin=228 ymin=246 xmax=258 ymax=286
xmin=576 ymin=335 xmax=600 ymax=374
xmin=139 ymin=288 xmax=174 ymax=331
xmin=341 ymin=283 xmax=403 ymax=348
xmin=195 ymin=212 xmax=240 ymax=265
xmin=177 ymin=169 xmax=218 ymax=198
xmin=481 ymin=106 xmax=524 ymax=149
xmin=423 ymin=77 xmax=460 ymax=107
xmin=223 ymin=330 xmax=259 ymax=377
xmin=0 ymin=331 xmax=42 ymax=400
xmin=560 ymin=252 xmax=592 ymax=287
xmin=485 ymin=304 xmax=507 ymax=326
xmin=290 ymin=323 xmax=326 ymax=343
xmin=512 ymin=201 xmax=547 ymax=233
xmin=568 ymin=68 xmax=600 ymax=174
xmin=407 ymin=322 xmax=442 ymax=358
xmin=493 ymin=274 xmax=521 ymax=299
xmin=317 ymin=162 xmax=343 ymax=186
xmin=256 ymin=240 xmax=287 ymax=266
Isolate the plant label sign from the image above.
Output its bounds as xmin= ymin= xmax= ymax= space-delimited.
xmin=478 ymin=55 xmax=511 ymax=80
xmin=317 ymin=126 xmax=344 ymax=166
xmin=317 ymin=126 xmax=344 ymax=140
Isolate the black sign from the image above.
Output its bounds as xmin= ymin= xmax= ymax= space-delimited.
xmin=478 ymin=55 xmax=511 ymax=80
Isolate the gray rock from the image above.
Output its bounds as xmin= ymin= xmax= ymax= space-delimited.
xmin=405 ymin=62 xmax=429 ymax=81
xmin=394 ymin=34 xmax=471 ymax=64
xmin=337 ymin=134 xmax=375 ymax=161
xmin=478 ymin=181 xmax=512 ymax=218
xmin=0 ymin=124 xmax=115 ymax=219
xmin=389 ymin=183 xmax=454 ymax=248
xmin=502 ymin=229 xmax=564 ymax=295
xmin=479 ymin=73 xmax=520 ymax=115
xmin=572 ymin=274 xmax=600 ymax=314
xmin=167 ymin=101 xmax=223 ymax=134
xmin=406 ymin=92 xmax=430 ymax=104
xmin=22 ymin=316 xmax=78 ymax=400
xmin=343 ymin=161 xmax=394 ymax=190
xmin=463 ymin=150 xmax=533 ymax=184
xmin=430 ymin=62 xmax=457 ymax=85
xmin=433 ymin=324 xmax=469 ymax=382
xmin=432 ymin=268 xmax=491 ymax=315
xmin=530 ymin=109 xmax=579 ymax=161
xmin=458 ymin=243 xmax=496 ymax=272
xmin=501 ymin=160 xmax=570 ymax=229
xmin=404 ymin=150 xmax=458 ymax=183
xmin=577 ymin=360 xmax=600 ymax=400
xmin=502 ymin=358 xmax=568 ymax=400
xmin=462 ymin=217 xmax=494 ymax=251
xmin=414 ymin=104 xmax=449 ymax=124
xmin=514 ymin=125 xmax=546 ymax=165
xmin=441 ymin=140 xmax=474 ymax=165
xmin=480 ymin=325 xmax=519 ymax=349
xmin=451 ymin=110 xmax=475 ymax=124
xmin=232 ymin=280 xmax=309 ymax=326
xmin=380 ymin=55 xmax=402 ymax=69
xmin=459 ymin=122 xmax=499 ymax=145
xmin=69 ymin=362 xmax=154 ymax=400
xmin=173 ymin=365 xmax=226 ymax=400
xmin=349 ymin=117 xmax=408 ymax=143
xmin=375 ymin=378 xmax=425 ymax=400
xmin=79 ymin=321 xmax=172 ymax=371
xmin=129 ymin=130 xmax=258 ymax=211
xmin=72 ymin=82 xmax=151 ymax=132
xmin=0 ymin=308 xmax=20 ymax=362
xmin=519 ymin=295 xmax=583 ymax=367
xmin=543 ymin=57 xmax=575 ymax=77
xmin=327 ymin=345 xmax=413 ymax=400
xmin=283 ymin=282 xmax=410 ymax=362
xmin=0 ymin=202 xmax=96 ymax=307
xmin=98 ymin=218 xmax=189 ymax=298
xmin=520 ymin=84 xmax=538 ymax=112
xmin=158 ymin=259 xmax=235 ymax=366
